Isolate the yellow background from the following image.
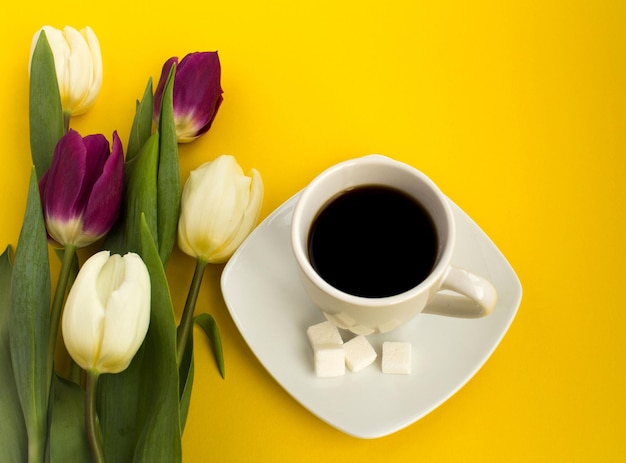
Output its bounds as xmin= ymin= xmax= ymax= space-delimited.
xmin=1 ymin=0 xmax=625 ymax=461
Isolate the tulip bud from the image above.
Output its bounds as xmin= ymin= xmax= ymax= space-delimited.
xmin=153 ymin=52 xmax=223 ymax=143
xmin=62 ymin=251 xmax=151 ymax=374
xmin=39 ymin=129 xmax=124 ymax=248
xmin=30 ymin=25 xmax=103 ymax=116
xmin=178 ymin=155 xmax=263 ymax=263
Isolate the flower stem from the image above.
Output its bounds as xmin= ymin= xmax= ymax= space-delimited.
xmin=47 ymin=244 xmax=76 ymax=382
xmin=27 ymin=436 xmax=45 ymax=463
xmin=176 ymin=259 xmax=208 ymax=367
xmin=63 ymin=111 xmax=71 ymax=133
xmin=85 ymin=370 xmax=105 ymax=463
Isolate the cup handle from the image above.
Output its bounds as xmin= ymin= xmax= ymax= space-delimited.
xmin=422 ymin=266 xmax=497 ymax=318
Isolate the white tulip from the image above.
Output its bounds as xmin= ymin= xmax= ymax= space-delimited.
xmin=62 ymin=251 xmax=151 ymax=374
xmin=30 ymin=25 xmax=103 ymax=116
xmin=178 ymin=155 xmax=263 ymax=263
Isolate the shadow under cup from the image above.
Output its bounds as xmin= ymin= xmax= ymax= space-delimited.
xmin=291 ymin=156 xmax=456 ymax=334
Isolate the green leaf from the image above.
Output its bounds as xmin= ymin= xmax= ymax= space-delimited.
xmin=178 ymin=327 xmax=194 ymax=433
xmin=108 ymin=68 xmax=178 ymax=265
xmin=127 ymin=78 xmax=154 ymax=162
xmin=104 ymin=133 xmax=159 ymax=255
xmin=133 ymin=214 xmax=181 ymax=462
xmin=53 ymin=248 xmax=79 ymax=289
xmin=156 ymin=63 xmax=180 ymax=265
xmin=0 ymin=247 xmax=28 ymax=462
xmin=29 ymin=31 xmax=64 ymax=181
xmin=194 ymin=313 xmax=225 ymax=379
xmin=10 ymin=168 xmax=51 ymax=462
xmin=98 ymin=215 xmax=182 ymax=463
xmin=178 ymin=312 xmax=225 ymax=432
xmin=97 ymin=351 xmax=144 ymax=462
xmin=48 ymin=376 xmax=90 ymax=463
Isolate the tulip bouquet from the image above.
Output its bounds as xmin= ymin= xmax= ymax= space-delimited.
xmin=0 ymin=26 xmax=263 ymax=463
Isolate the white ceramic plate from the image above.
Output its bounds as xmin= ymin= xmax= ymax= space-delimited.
xmin=221 ymin=192 xmax=522 ymax=439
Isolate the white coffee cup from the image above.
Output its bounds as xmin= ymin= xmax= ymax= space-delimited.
xmin=291 ymin=155 xmax=497 ymax=335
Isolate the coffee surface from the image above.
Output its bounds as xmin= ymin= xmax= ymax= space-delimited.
xmin=307 ymin=185 xmax=438 ymax=298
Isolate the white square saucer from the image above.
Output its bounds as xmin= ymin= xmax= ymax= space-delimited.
xmin=221 ymin=192 xmax=522 ymax=439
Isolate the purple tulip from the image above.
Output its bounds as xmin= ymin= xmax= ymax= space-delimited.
xmin=39 ymin=129 xmax=124 ymax=248
xmin=153 ymin=51 xmax=223 ymax=143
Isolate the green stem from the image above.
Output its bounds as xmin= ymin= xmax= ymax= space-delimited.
xmin=27 ymin=437 xmax=44 ymax=463
xmin=85 ymin=370 xmax=105 ymax=463
xmin=176 ymin=259 xmax=208 ymax=367
xmin=63 ymin=111 xmax=71 ymax=133
xmin=47 ymin=244 xmax=76 ymax=383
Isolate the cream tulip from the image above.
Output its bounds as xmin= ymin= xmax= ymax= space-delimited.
xmin=178 ymin=155 xmax=263 ymax=263
xmin=30 ymin=25 xmax=103 ymax=116
xmin=61 ymin=250 xmax=151 ymax=374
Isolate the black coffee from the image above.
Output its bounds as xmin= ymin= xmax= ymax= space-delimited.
xmin=307 ymin=185 xmax=438 ymax=298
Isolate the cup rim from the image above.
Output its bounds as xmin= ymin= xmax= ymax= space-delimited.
xmin=290 ymin=155 xmax=456 ymax=308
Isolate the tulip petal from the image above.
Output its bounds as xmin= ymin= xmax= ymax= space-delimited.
xmin=43 ymin=130 xmax=112 ymax=246
xmin=62 ymin=251 xmax=110 ymax=370
xmin=76 ymin=26 xmax=102 ymax=114
xmin=178 ymin=162 xmax=217 ymax=257
xmin=43 ymin=130 xmax=89 ymax=223
xmin=178 ymin=156 xmax=248 ymax=259
xmin=31 ymin=25 xmax=102 ymax=116
xmin=177 ymin=155 xmax=263 ymax=263
xmin=186 ymin=52 xmax=223 ymax=137
xmin=208 ymin=168 xmax=263 ymax=263
xmin=62 ymin=26 xmax=94 ymax=115
xmin=173 ymin=52 xmax=223 ymax=141
xmin=194 ymin=92 xmax=223 ymax=138
xmin=176 ymin=217 xmax=195 ymax=259
xmin=42 ymin=130 xmax=124 ymax=248
xmin=81 ymin=133 xmax=109 ymax=187
xmin=37 ymin=26 xmax=71 ymax=104
xmin=83 ymin=132 xmax=124 ymax=241
xmin=62 ymin=251 xmax=151 ymax=374
xmin=179 ymin=53 xmax=222 ymax=108
xmin=97 ymin=253 xmax=151 ymax=374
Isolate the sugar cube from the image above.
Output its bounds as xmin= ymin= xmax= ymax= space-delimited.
xmin=382 ymin=342 xmax=412 ymax=375
xmin=344 ymin=335 xmax=377 ymax=372
xmin=313 ymin=343 xmax=345 ymax=377
xmin=306 ymin=321 xmax=343 ymax=348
